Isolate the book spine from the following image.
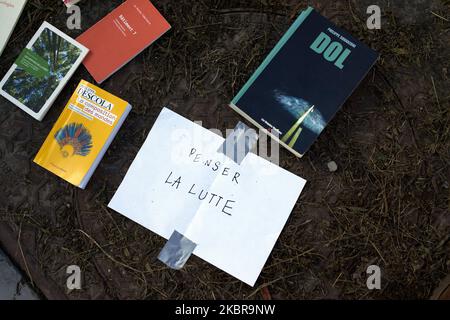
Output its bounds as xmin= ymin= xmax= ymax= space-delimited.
xmin=79 ymin=104 xmax=132 ymax=189
xmin=231 ymin=7 xmax=314 ymax=105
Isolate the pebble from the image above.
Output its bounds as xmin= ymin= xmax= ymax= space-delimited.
xmin=327 ymin=161 xmax=338 ymax=172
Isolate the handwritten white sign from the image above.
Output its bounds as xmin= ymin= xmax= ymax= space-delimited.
xmin=108 ymin=107 xmax=306 ymax=286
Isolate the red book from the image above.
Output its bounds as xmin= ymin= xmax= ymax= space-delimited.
xmin=77 ymin=0 xmax=170 ymax=83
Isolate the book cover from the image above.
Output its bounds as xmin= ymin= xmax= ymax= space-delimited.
xmin=0 ymin=21 xmax=89 ymax=121
xmin=109 ymin=107 xmax=306 ymax=286
xmin=0 ymin=0 xmax=27 ymax=56
xmin=34 ymin=80 xmax=131 ymax=189
xmin=230 ymin=7 xmax=379 ymax=157
xmin=76 ymin=0 xmax=171 ymax=84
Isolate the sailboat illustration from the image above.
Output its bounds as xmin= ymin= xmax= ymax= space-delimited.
xmin=281 ymin=105 xmax=315 ymax=147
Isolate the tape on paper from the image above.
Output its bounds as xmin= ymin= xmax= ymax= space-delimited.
xmin=218 ymin=122 xmax=258 ymax=165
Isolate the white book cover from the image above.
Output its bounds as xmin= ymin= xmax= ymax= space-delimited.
xmin=108 ymin=107 xmax=307 ymax=286
xmin=0 ymin=0 xmax=27 ymax=56
xmin=0 ymin=22 xmax=88 ymax=121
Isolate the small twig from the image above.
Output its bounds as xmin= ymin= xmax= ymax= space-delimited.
xmin=247 ymin=273 xmax=303 ymax=298
xmin=375 ymin=67 xmax=421 ymax=152
xmin=210 ymin=8 xmax=286 ymax=17
xmin=185 ymin=22 xmax=224 ymax=30
xmin=76 ymin=228 xmax=152 ymax=298
xmin=76 ymin=228 xmax=143 ymax=275
xmin=332 ymin=272 xmax=343 ymax=287
xmin=430 ymin=11 xmax=449 ymax=22
xmin=369 ymin=239 xmax=387 ymax=265
xmin=431 ymin=76 xmax=441 ymax=109
xmin=17 ymin=220 xmax=33 ymax=286
xmin=265 ymin=248 xmax=315 ymax=269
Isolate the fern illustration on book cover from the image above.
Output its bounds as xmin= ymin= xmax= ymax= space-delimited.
xmin=34 ymin=80 xmax=132 ymax=189
xmin=2 ymin=27 xmax=82 ymax=112
xmin=0 ymin=22 xmax=88 ymax=121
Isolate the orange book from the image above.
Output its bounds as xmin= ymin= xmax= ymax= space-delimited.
xmin=77 ymin=0 xmax=170 ymax=83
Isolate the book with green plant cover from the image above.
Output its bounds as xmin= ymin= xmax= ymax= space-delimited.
xmin=0 ymin=21 xmax=88 ymax=121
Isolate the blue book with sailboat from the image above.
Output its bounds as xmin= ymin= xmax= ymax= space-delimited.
xmin=230 ymin=7 xmax=379 ymax=157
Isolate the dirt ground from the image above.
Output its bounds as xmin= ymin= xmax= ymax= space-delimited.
xmin=0 ymin=0 xmax=449 ymax=299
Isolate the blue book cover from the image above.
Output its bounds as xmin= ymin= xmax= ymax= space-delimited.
xmin=230 ymin=7 xmax=379 ymax=157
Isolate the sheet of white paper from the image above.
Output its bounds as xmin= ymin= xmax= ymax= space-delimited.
xmin=108 ymin=107 xmax=307 ymax=286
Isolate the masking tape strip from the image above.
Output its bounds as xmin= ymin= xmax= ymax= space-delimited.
xmin=158 ymin=230 xmax=197 ymax=270
xmin=218 ymin=122 xmax=258 ymax=165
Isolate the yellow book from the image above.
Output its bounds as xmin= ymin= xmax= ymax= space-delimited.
xmin=34 ymin=80 xmax=131 ymax=188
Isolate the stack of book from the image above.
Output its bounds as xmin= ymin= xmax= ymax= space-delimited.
xmin=0 ymin=0 xmax=170 ymax=188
